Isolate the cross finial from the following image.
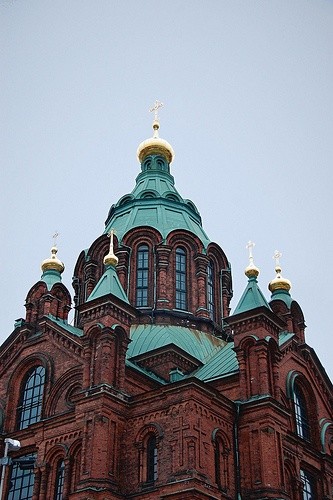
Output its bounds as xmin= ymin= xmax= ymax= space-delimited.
xmin=244 ymin=240 xmax=259 ymax=278
xmin=273 ymin=250 xmax=282 ymax=268
xmin=246 ymin=240 xmax=255 ymax=262
xmin=149 ymin=100 xmax=164 ymax=122
xmin=52 ymin=231 xmax=59 ymax=247
xmin=107 ymin=229 xmax=116 ymax=254
xmin=104 ymin=228 xmax=118 ymax=267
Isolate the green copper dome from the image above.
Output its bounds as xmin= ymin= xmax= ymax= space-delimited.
xmin=104 ymin=153 xmax=210 ymax=248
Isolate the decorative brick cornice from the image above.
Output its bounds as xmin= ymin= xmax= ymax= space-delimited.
xmin=230 ymin=314 xmax=281 ymax=338
xmin=45 ymin=430 xmax=82 ymax=449
xmin=79 ymin=300 xmax=136 ymax=327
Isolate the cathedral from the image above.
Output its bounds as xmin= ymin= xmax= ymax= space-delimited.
xmin=0 ymin=106 xmax=332 ymax=500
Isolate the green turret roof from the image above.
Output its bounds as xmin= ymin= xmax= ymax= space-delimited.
xmin=41 ymin=269 xmax=63 ymax=290
xmin=270 ymin=288 xmax=293 ymax=307
xmin=233 ymin=276 xmax=271 ymax=315
xmin=86 ymin=264 xmax=129 ymax=304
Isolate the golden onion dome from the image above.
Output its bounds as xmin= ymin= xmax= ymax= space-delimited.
xmin=137 ymin=120 xmax=175 ymax=165
xmin=104 ymin=252 xmax=118 ymax=267
xmin=41 ymin=246 xmax=64 ymax=274
xmin=268 ymin=251 xmax=292 ymax=292
xmin=245 ymin=262 xmax=260 ymax=279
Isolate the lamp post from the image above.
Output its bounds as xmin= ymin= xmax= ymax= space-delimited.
xmin=0 ymin=438 xmax=21 ymax=500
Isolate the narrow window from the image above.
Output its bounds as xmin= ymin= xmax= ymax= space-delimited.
xmin=207 ymin=261 xmax=215 ymax=320
xmin=214 ymin=438 xmax=222 ymax=487
xmin=17 ymin=366 xmax=45 ymax=430
xmin=146 ymin=434 xmax=158 ymax=483
xmin=54 ymin=460 xmax=65 ymax=500
xmin=175 ymin=248 xmax=187 ymax=310
xmin=7 ymin=454 xmax=36 ymax=500
xmin=294 ymin=384 xmax=310 ymax=440
xmin=300 ymin=469 xmax=316 ymax=499
xmin=214 ymin=436 xmax=228 ymax=491
xmin=136 ymin=245 xmax=149 ymax=307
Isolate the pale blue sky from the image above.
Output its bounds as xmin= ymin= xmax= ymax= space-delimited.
xmin=1 ymin=1 xmax=333 ymax=379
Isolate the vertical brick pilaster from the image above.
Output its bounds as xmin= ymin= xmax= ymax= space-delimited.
xmin=194 ymin=254 xmax=209 ymax=318
xmin=236 ymin=349 xmax=247 ymax=400
xmin=84 ymin=261 xmax=97 ymax=298
xmin=156 ymin=245 xmax=172 ymax=308
xmin=117 ymin=247 xmax=130 ymax=293
xmin=82 ymin=342 xmax=92 ymax=388
xmin=258 ymin=346 xmax=269 ymax=395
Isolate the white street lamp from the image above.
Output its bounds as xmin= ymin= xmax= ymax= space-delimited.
xmin=0 ymin=438 xmax=21 ymax=500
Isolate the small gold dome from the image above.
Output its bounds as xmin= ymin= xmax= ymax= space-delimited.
xmin=137 ymin=121 xmax=175 ymax=164
xmin=268 ymin=264 xmax=292 ymax=292
xmin=104 ymin=252 xmax=118 ymax=267
xmin=41 ymin=246 xmax=64 ymax=273
xmin=245 ymin=263 xmax=260 ymax=279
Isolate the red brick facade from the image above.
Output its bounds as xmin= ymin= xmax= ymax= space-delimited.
xmin=1 ymin=144 xmax=333 ymax=499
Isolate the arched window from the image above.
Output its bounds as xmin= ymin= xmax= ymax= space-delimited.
xmin=69 ymin=444 xmax=81 ymax=494
xmin=136 ymin=245 xmax=149 ymax=307
xmin=135 ymin=424 xmax=163 ymax=486
xmin=54 ymin=459 xmax=65 ymax=500
xmin=146 ymin=434 xmax=158 ymax=483
xmin=215 ymin=436 xmax=222 ymax=488
xmin=17 ymin=366 xmax=45 ymax=430
xmin=7 ymin=454 xmax=36 ymax=500
xmin=207 ymin=261 xmax=215 ymax=320
xmin=175 ymin=247 xmax=187 ymax=310
xmin=143 ymin=158 xmax=152 ymax=171
xmin=294 ymin=383 xmax=310 ymax=440
xmin=213 ymin=431 xmax=229 ymax=491
xmin=300 ymin=469 xmax=316 ymax=499
xmin=156 ymin=158 xmax=167 ymax=171
xmin=284 ymin=462 xmax=295 ymax=498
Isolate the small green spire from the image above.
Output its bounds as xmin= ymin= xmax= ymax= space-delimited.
xmin=233 ymin=241 xmax=270 ymax=315
xmin=87 ymin=233 xmax=128 ymax=304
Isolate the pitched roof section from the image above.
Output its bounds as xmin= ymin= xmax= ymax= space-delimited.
xmin=127 ymin=324 xmax=225 ymax=364
xmin=279 ymin=330 xmax=295 ymax=345
xmin=127 ymin=324 xmax=239 ymax=383
xmin=46 ymin=314 xmax=83 ymax=337
xmin=194 ymin=342 xmax=238 ymax=381
xmin=86 ymin=265 xmax=129 ymax=304
xmin=233 ymin=276 xmax=271 ymax=315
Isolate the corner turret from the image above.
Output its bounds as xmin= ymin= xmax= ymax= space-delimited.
xmin=25 ymin=242 xmax=71 ymax=323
